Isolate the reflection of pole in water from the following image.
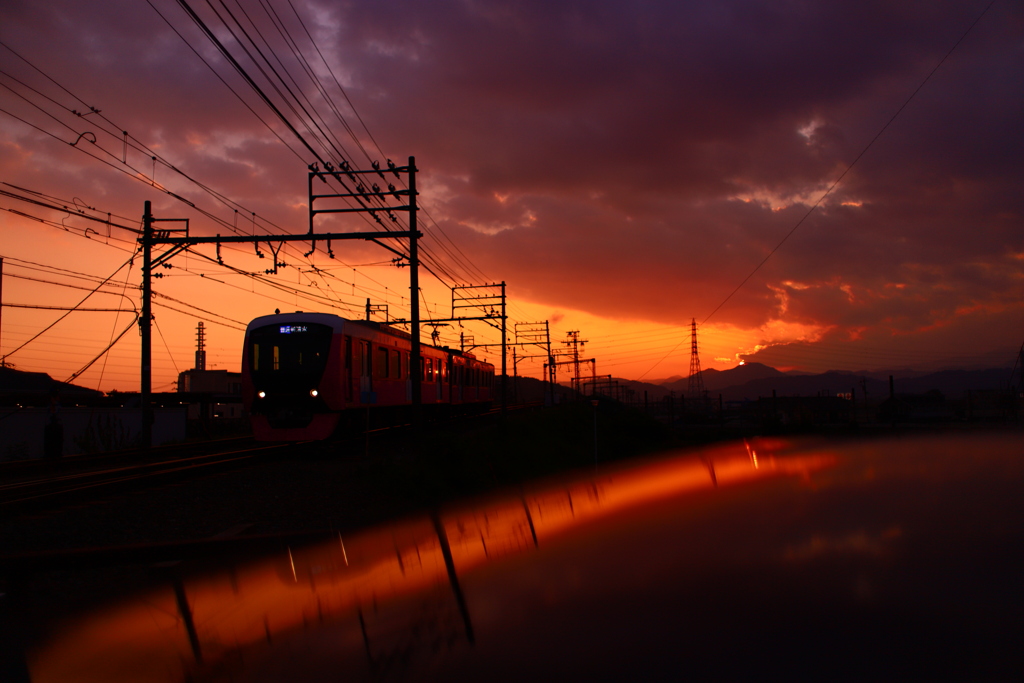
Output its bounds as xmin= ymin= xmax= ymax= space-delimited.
xmin=358 ymin=607 xmax=373 ymax=667
xmin=173 ymin=578 xmax=203 ymax=664
xmin=521 ymin=496 xmax=539 ymax=547
xmin=432 ymin=512 xmax=476 ymax=645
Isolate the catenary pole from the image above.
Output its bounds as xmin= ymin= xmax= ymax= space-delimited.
xmin=501 ymin=280 xmax=507 ymax=420
xmin=409 ymin=156 xmax=421 ymax=427
xmin=141 ymin=201 xmax=153 ymax=449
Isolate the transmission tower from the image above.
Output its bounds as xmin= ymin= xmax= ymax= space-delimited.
xmin=687 ymin=318 xmax=705 ymax=403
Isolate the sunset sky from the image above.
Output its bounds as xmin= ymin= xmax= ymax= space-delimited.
xmin=1 ymin=0 xmax=1022 ymax=393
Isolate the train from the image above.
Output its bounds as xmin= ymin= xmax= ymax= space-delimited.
xmin=241 ymin=312 xmax=496 ymax=440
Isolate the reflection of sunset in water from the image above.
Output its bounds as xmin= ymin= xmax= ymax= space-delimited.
xmin=30 ymin=439 xmax=834 ymax=682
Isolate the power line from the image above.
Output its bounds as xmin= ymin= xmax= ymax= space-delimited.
xmin=700 ymin=0 xmax=997 ymax=328
xmin=635 ymin=0 xmax=998 ymax=381
xmin=1 ymin=253 xmax=139 ymax=363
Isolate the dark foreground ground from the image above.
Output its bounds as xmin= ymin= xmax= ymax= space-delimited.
xmin=0 ymin=403 xmax=664 ymax=651
xmin=2 ymin=404 xmax=1021 ymax=681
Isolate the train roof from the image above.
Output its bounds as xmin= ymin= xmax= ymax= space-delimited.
xmin=245 ymin=312 xmax=492 ymax=367
xmin=245 ymin=311 xmax=409 ymax=338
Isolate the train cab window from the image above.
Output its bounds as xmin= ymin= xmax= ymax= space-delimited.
xmin=249 ymin=323 xmax=332 ymax=384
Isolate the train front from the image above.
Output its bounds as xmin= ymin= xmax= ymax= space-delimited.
xmin=242 ymin=313 xmax=343 ymax=440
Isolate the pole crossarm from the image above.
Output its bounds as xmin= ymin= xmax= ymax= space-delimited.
xmin=396 ymin=315 xmax=503 ymax=325
xmin=311 ymin=205 xmax=412 ymax=215
xmin=148 ymin=230 xmax=420 ymax=245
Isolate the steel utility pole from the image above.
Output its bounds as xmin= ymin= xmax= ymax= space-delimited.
xmin=514 ymin=321 xmax=553 ymax=404
xmin=140 ymin=201 xmax=189 ymax=449
xmin=141 ymin=202 xmax=152 ymax=449
xmin=445 ymin=283 xmax=508 ymax=417
xmin=0 ymin=257 xmax=4 ymax=367
xmin=501 ymin=280 xmax=507 ymax=420
xmin=562 ymin=330 xmax=587 ymax=393
xmin=410 ymin=161 xmax=421 ymax=419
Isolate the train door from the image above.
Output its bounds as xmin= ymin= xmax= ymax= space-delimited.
xmin=405 ymin=351 xmax=412 ymax=402
xmin=445 ymin=357 xmax=452 ymax=403
xmin=344 ymin=336 xmax=353 ymax=403
xmin=455 ymin=361 xmax=463 ymax=403
xmin=436 ymin=359 xmax=443 ymax=402
xmin=360 ymin=339 xmax=374 ymax=403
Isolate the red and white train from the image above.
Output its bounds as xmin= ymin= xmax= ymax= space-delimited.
xmin=241 ymin=312 xmax=495 ymax=440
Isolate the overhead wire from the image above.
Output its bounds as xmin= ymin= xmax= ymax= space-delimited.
xmin=1 ymin=254 xmax=139 ymax=363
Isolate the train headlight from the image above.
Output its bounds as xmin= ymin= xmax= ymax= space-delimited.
xmin=257 ymin=391 xmax=266 ymax=399
xmin=310 ymin=389 xmax=319 ymax=398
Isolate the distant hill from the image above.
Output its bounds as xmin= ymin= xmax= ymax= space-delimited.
xmin=661 ymin=362 xmax=784 ymax=394
xmin=697 ymin=367 xmax=1012 ymax=403
xmin=893 ymin=369 xmax=1012 ymax=396
xmin=711 ymin=371 xmax=886 ymax=402
xmin=0 ymin=366 xmax=102 ymax=398
xmin=642 ymin=363 xmax=1013 ymax=403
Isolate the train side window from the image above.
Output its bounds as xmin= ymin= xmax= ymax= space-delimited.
xmin=392 ymin=350 xmax=401 ymax=379
xmin=376 ymin=346 xmax=389 ymax=379
xmin=420 ymin=357 xmax=426 ymax=382
xmin=426 ymin=358 xmax=434 ymax=382
xmin=442 ymin=361 xmax=448 ymax=381
xmin=361 ymin=341 xmax=372 ymax=378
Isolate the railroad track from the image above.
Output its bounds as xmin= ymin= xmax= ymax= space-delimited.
xmin=0 ymin=441 xmax=312 ymax=515
xmin=0 ymin=434 xmax=256 ymax=478
xmin=0 ymin=403 xmax=547 ymax=515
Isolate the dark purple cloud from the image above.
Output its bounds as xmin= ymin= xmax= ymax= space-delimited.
xmin=2 ymin=0 xmax=1022 ymax=375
